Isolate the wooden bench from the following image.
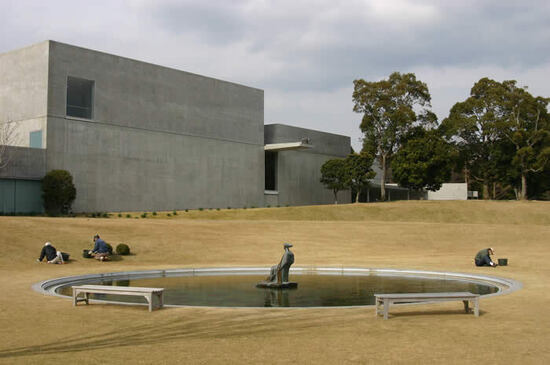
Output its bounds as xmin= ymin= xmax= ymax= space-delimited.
xmin=374 ymin=292 xmax=480 ymax=320
xmin=72 ymin=285 xmax=164 ymax=312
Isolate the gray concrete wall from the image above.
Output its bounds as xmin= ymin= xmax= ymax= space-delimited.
xmin=0 ymin=42 xmax=49 ymax=147
xmin=265 ymin=124 xmax=351 ymax=206
xmin=0 ymin=146 xmax=46 ymax=179
xmin=46 ymin=41 xmax=265 ymax=212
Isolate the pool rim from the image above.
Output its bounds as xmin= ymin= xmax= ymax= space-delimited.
xmin=32 ymin=267 xmax=522 ymax=309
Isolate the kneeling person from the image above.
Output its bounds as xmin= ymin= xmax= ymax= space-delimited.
xmin=91 ymin=234 xmax=110 ymax=261
xmin=475 ymin=247 xmax=497 ymax=267
xmin=37 ymin=242 xmax=64 ymax=264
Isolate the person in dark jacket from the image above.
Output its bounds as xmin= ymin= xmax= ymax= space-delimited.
xmin=90 ymin=234 xmax=110 ymax=261
xmin=37 ymin=242 xmax=64 ymax=264
xmin=475 ymin=248 xmax=497 ymax=267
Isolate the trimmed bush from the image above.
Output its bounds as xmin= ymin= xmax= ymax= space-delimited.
xmin=116 ymin=243 xmax=130 ymax=255
xmin=42 ymin=170 xmax=76 ymax=215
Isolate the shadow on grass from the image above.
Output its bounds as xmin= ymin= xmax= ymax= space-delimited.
xmin=0 ymin=309 xmax=342 ymax=359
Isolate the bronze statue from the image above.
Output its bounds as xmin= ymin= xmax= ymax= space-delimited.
xmin=257 ymin=243 xmax=297 ymax=289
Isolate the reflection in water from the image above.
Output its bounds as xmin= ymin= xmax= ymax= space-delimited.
xmin=57 ymin=274 xmax=498 ymax=307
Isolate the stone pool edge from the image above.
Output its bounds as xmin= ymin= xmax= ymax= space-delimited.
xmin=32 ymin=267 xmax=522 ymax=309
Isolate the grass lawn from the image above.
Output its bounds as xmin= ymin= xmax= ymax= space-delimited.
xmin=0 ymin=200 xmax=549 ymax=364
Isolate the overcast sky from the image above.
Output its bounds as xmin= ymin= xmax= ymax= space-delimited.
xmin=1 ymin=0 xmax=549 ymax=150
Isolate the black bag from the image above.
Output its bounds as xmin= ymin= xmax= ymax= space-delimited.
xmin=61 ymin=252 xmax=70 ymax=261
xmin=82 ymin=249 xmax=93 ymax=258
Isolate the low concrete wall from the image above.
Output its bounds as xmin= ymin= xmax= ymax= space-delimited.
xmin=427 ymin=183 xmax=468 ymax=200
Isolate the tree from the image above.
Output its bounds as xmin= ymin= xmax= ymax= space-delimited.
xmin=344 ymin=152 xmax=375 ymax=203
xmin=497 ymin=82 xmax=550 ymax=200
xmin=353 ymin=72 xmax=434 ymax=201
xmin=0 ymin=120 xmax=19 ymax=170
xmin=391 ymin=128 xmax=454 ymax=192
xmin=441 ymin=78 xmax=508 ymax=199
xmin=320 ymin=159 xmax=347 ymax=204
xmin=42 ymin=170 xmax=77 ymax=215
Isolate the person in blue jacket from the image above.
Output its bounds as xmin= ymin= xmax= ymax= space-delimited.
xmin=90 ymin=234 xmax=110 ymax=261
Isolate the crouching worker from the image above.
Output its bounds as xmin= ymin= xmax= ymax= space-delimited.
xmin=90 ymin=234 xmax=110 ymax=261
xmin=475 ymin=248 xmax=497 ymax=267
xmin=37 ymin=242 xmax=64 ymax=264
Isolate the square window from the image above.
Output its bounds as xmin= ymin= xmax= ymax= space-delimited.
xmin=66 ymin=76 xmax=94 ymax=119
xmin=29 ymin=130 xmax=42 ymax=148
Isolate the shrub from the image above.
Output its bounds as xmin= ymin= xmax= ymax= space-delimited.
xmin=199 ymin=207 xmax=204 ymax=211
xmin=173 ymin=210 xmax=178 ymax=215
xmin=126 ymin=214 xmax=131 ymax=218
xmin=42 ymin=170 xmax=76 ymax=215
xmin=216 ymin=208 xmax=220 ymax=211
xmin=116 ymin=243 xmax=130 ymax=255
xmin=152 ymin=211 xmax=157 ymax=216
xmin=118 ymin=213 xmax=122 ymax=218
xmin=167 ymin=213 xmax=172 ymax=217
xmin=102 ymin=212 xmax=109 ymax=218
xmin=141 ymin=212 xmax=147 ymax=218
xmin=184 ymin=209 xmax=188 ymax=212
xmin=227 ymin=207 xmax=231 ymax=210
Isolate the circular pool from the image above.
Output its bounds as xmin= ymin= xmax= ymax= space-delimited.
xmin=33 ymin=267 xmax=521 ymax=308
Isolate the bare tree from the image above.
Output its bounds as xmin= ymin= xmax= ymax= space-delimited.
xmin=0 ymin=120 xmax=19 ymax=170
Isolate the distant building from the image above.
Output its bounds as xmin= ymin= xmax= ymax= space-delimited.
xmin=0 ymin=41 xmax=350 ymax=213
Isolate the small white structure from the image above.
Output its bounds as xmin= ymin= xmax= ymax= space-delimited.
xmin=426 ymin=183 xmax=468 ymax=200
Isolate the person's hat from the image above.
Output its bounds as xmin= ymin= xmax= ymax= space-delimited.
xmin=284 ymin=243 xmax=293 ymax=248
xmin=93 ymin=234 xmax=100 ymax=239
xmin=44 ymin=242 xmax=51 ymax=246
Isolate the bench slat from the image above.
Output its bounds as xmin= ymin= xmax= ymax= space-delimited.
xmin=374 ymin=292 xmax=478 ymax=299
xmin=73 ymin=285 xmax=164 ymax=293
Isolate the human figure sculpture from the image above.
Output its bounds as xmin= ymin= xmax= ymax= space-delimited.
xmin=257 ymin=243 xmax=297 ymax=289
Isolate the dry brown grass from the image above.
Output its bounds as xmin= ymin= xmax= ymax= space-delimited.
xmin=0 ymin=201 xmax=549 ymax=364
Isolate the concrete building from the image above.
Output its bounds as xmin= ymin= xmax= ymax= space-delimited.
xmin=0 ymin=41 xmax=350 ymax=213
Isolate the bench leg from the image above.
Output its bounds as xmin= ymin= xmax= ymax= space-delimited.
xmin=383 ymin=299 xmax=389 ymax=320
xmin=73 ymin=290 xmax=78 ymax=306
xmin=474 ymin=298 xmax=479 ymax=317
xmin=147 ymin=294 xmax=153 ymax=312
xmin=157 ymin=292 xmax=164 ymax=309
xmin=85 ymin=292 xmax=89 ymax=305
xmin=463 ymin=300 xmax=470 ymax=313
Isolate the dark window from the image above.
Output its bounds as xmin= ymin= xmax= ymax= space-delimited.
xmin=265 ymin=151 xmax=278 ymax=191
xmin=66 ymin=76 xmax=94 ymax=119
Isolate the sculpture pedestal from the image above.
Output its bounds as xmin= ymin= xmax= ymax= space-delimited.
xmin=256 ymin=281 xmax=298 ymax=289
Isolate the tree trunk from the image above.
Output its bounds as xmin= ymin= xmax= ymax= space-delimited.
xmin=482 ymin=183 xmax=490 ymax=200
xmin=333 ymin=190 xmax=338 ymax=204
xmin=520 ymin=173 xmax=528 ymax=200
xmin=380 ymin=154 xmax=387 ymax=201
xmin=355 ymin=190 xmax=361 ymax=203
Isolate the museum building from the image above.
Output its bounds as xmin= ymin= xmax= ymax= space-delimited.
xmin=0 ymin=41 xmax=350 ymax=213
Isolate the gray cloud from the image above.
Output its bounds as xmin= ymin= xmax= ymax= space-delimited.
xmin=1 ymin=0 xmax=549 ymax=150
